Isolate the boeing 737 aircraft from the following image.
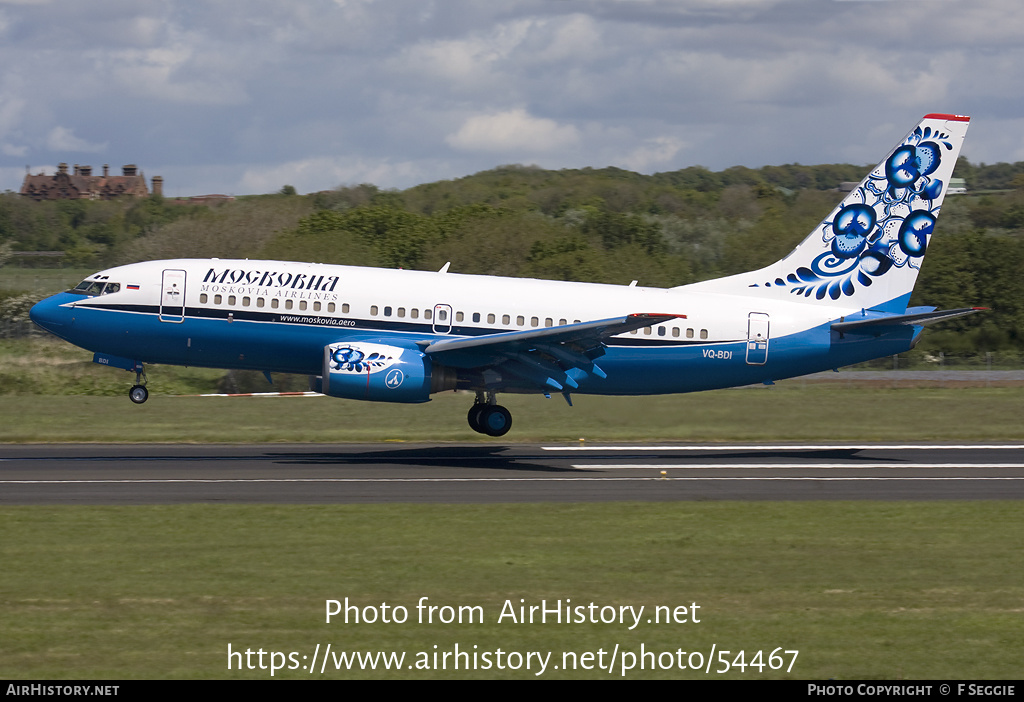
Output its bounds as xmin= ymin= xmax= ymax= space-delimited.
xmin=31 ymin=114 xmax=980 ymax=436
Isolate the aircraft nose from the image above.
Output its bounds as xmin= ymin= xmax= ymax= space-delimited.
xmin=30 ymin=294 xmax=74 ymax=334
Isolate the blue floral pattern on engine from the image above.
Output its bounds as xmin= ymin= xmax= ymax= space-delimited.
xmin=759 ymin=124 xmax=956 ymax=300
xmin=328 ymin=343 xmax=395 ymax=373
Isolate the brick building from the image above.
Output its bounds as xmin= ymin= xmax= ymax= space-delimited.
xmin=20 ymin=163 xmax=163 ymax=201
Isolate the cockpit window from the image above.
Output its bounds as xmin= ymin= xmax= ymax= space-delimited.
xmin=70 ymin=280 xmax=120 ymax=296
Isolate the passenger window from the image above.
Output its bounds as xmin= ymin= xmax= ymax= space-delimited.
xmin=384 ymin=306 xmax=392 ymax=316
xmin=411 ymin=308 xmax=419 ymax=319
xmin=545 ymin=318 xmax=553 ymax=327
xmin=700 ymin=329 xmax=708 ymax=339
xmin=686 ymin=328 xmax=694 ymax=338
xmin=299 ymin=300 xmax=306 ymax=311
xmin=285 ymin=299 xmax=293 ymax=310
xmin=487 ymin=313 xmax=495 ymax=324
xmin=214 ymin=294 xmax=222 ymax=305
xmin=243 ymin=297 xmax=250 ymax=307
xmin=456 ymin=311 xmax=464 ymax=322
xmin=425 ymin=309 xmax=432 ymax=320
xmin=342 ymin=303 xmax=350 ymax=313
xmin=517 ymin=316 xmax=525 ymax=326
xmin=559 ymin=319 xmax=567 ymax=326
xmin=503 ymin=314 xmax=510 ymax=325
xmin=672 ymin=327 xmax=680 ymax=338
xmin=371 ymin=305 xmax=378 ymax=316
xmin=271 ymin=299 xmax=279 ymax=309
xmin=531 ymin=317 xmax=539 ymax=327
xmin=200 ymin=293 xmax=208 ymax=304
xmin=438 ymin=309 xmax=448 ymax=321
xmin=228 ymin=295 xmax=236 ymax=306
xmin=313 ymin=301 xmax=321 ymax=311
xmin=328 ymin=302 xmax=336 ymax=313
xmin=644 ymin=327 xmax=652 ymax=335
xmin=257 ymin=298 xmax=265 ymax=308
xmin=398 ymin=307 xmax=406 ymax=318
xmin=473 ymin=312 xmax=480 ymax=323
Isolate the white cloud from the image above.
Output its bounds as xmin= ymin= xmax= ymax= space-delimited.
xmin=446 ymin=109 xmax=580 ymax=153
xmin=237 ymin=156 xmax=425 ymax=195
xmin=103 ymin=43 xmax=250 ymax=105
xmin=618 ymin=136 xmax=687 ymax=173
xmin=45 ymin=126 xmax=107 ymax=153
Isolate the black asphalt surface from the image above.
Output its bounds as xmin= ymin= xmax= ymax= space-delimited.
xmin=3 ymin=443 xmax=1024 ymax=504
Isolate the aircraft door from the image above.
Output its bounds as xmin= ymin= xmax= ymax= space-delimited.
xmin=160 ymin=269 xmax=186 ymax=323
xmin=432 ymin=304 xmax=453 ymax=334
xmin=746 ymin=312 xmax=769 ymax=365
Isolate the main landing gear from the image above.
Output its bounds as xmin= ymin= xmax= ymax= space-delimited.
xmin=467 ymin=391 xmax=512 ymax=437
xmin=128 ymin=365 xmax=149 ymax=404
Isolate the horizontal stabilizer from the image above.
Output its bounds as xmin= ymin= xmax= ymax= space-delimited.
xmin=831 ymin=307 xmax=986 ymax=333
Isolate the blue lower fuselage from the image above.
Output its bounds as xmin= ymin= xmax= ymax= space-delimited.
xmin=32 ymin=292 xmax=920 ymax=397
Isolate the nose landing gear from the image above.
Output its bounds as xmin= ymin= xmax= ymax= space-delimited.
xmin=467 ymin=391 xmax=512 ymax=437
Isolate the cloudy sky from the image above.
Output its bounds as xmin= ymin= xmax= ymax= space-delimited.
xmin=1 ymin=0 xmax=1022 ymax=197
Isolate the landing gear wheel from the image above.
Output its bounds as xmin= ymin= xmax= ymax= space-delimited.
xmin=129 ymin=384 xmax=149 ymax=404
xmin=480 ymin=405 xmax=512 ymax=437
xmin=467 ymin=404 xmax=487 ymax=434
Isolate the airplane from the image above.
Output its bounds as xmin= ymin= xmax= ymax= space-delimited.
xmin=30 ymin=113 xmax=982 ymax=437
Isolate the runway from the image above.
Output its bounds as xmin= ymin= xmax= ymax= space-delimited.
xmin=3 ymin=443 xmax=1024 ymax=504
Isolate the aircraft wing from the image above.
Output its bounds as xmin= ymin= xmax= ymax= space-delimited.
xmin=831 ymin=307 xmax=986 ymax=334
xmin=421 ymin=313 xmax=682 ymax=393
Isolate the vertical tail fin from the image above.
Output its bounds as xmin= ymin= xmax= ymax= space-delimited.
xmin=688 ymin=114 xmax=970 ymax=312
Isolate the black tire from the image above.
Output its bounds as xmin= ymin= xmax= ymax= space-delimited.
xmin=480 ymin=405 xmax=512 ymax=437
xmin=129 ymin=385 xmax=149 ymax=404
xmin=467 ymin=404 xmax=487 ymax=433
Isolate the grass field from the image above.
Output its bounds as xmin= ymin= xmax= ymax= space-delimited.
xmin=3 ymin=385 xmax=1024 ymax=443
xmin=2 ymin=502 xmax=1021 ymax=679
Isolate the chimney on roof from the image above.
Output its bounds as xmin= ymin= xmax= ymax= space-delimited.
xmin=81 ymin=165 xmax=92 ymax=177
xmin=58 ymin=163 xmax=68 ymax=175
xmin=73 ymin=164 xmax=80 ymax=176
xmin=103 ymin=164 xmax=109 ymax=177
xmin=152 ymin=175 xmax=163 ymax=197
xmin=123 ymin=164 xmax=137 ymax=176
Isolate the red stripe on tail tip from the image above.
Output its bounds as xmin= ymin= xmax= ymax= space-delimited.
xmin=924 ymin=113 xmax=970 ymax=122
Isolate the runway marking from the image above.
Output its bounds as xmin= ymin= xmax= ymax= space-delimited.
xmin=544 ymin=444 xmax=1024 ymax=451
xmin=571 ymin=463 xmax=1024 ymax=470
xmin=5 ymin=476 xmax=1024 ymax=485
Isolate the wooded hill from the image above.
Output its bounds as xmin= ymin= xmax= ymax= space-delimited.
xmin=3 ymin=156 xmax=1024 ymax=354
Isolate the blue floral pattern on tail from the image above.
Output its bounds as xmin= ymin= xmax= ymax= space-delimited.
xmin=757 ymin=124 xmax=956 ymax=300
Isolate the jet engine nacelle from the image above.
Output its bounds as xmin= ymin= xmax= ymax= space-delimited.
xmin=321 ymin=342 xmax=434 ymax=403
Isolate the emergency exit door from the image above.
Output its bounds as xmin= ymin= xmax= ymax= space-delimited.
xmin=746 ymin=312 xmax=770 ymax=365
xmin=159 ymin=269 xmax=186 ymax=323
